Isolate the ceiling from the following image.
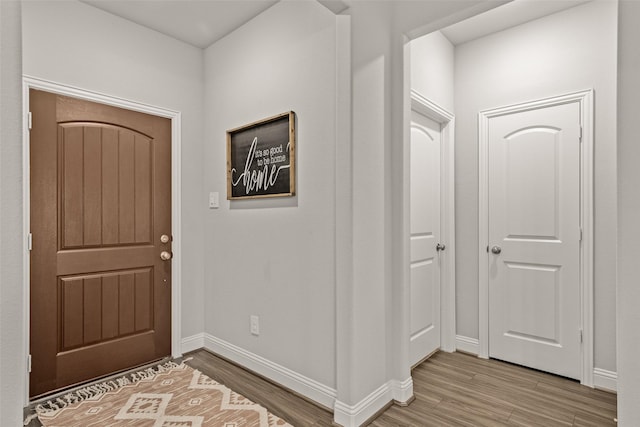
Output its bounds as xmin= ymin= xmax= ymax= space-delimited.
xmin=81 ymin=0 xmax=591 ymax=50
xmin=440 ymin=0 xmax=591 ymax=45
xmin=81 ymin=0 xmax=280 ymax=49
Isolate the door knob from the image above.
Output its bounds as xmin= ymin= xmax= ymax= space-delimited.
xmin=160 ymin=234 xmax=171 ymax=244
xmin=436 ymin=243 xmax=446 ymax=252
xmin=491 ymin=246 xmax=502 ymax=254
xmin=160 ymin=251 xmax=173 ymax=261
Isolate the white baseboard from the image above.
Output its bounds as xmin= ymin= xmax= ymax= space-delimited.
xmin=333 ymin=376 xmax=413 ymax=427
xmin=456 ymin=335 xmax=480 ymax=355
xmin=181 ymin=333 xmax=205 ymax=354
xmin=203 ymin=333 xmax=337 ymax=409
xmin=593 ymin=368 xmax=617 ymax=393
xmin=453 ymin=335 xmax=616 ymax=393
xmin=390 ymin=376 xmax=414 ymax=404
xmin=334 ymin=382 xmax=391 ymax=427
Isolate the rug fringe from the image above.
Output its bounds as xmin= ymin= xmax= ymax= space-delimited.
xmin=23 ymin=413 xmax=39 ymax=426
xmin=24 ymin=360 xmax=181 ymax=424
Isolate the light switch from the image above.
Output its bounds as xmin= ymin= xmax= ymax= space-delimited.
xmin=209 ymin=192 xmax=219 ymax=209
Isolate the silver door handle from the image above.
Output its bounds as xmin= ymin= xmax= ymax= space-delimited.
xmin=160 ymin=251 xmax=173 ymax=261
xmin=491 ymin=246 xmax=502 ymax=254
xmin=436 ymin=243 xmax=446 ymax=252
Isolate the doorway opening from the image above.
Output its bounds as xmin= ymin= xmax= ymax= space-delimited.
xmin=406 ymin=0 xmax=615 ymax=391
xmin=478 ymin=90 xmax=594 ymax=383
xmin=408 ymin=91 xmax=456 ymax=367
xmin=22 ymin=77 xmax=184 ymax=402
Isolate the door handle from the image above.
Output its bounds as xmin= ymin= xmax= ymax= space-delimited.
xmin=160 ymin=251 xmax=173 ymax=261
xmin=436 ymin=243 xmax=446 ymax=252
xmin=491 ymin=246 xmax=502 ymax=255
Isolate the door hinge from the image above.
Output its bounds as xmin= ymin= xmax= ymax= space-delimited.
xmin=28 ymin=354 xmax=32 ymax=373
xmin=27 ymin=233 xmax=33 ymax=251
xmin=486 ymin=245 xmax=489 ymax=253
xmin=27 ymin=112 xmax=32 ymax=130
xmin=579 ymin=228 xmax=583 ymax=242
xmin=580 ymin=329 xmax=583 ymax=343
xmin=578 ymin=125 xmax=583 ymax=142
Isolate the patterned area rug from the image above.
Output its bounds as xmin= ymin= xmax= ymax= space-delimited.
xmin=32 ymin=361 xmax=293 ymax=427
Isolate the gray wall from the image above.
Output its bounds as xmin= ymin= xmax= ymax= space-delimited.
xmin=410 ymin=31 xmax=455 ymax=113
xmin=21 ymin=0 xmax=206 ymax=340
xmin=454 ymin=1 xmax=618 ymax=371
xmin=0 ymin=1 xmax=25 ymax=424
xmin=4 ymin=1 xmax=629 ymax=425
xmin=616 ymin=1 xmax=640 ymax=424
xmin=203 ymin=0 xmax=337 ymax=390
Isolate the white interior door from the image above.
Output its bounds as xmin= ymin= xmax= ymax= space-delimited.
xmin=409 ymin=110 xmax=441 ymax=367
xmin=487 ymin=101 xmax=581 ymax=380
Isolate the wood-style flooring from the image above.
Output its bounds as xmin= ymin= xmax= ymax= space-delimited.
xmin=185 ymin=349 xmax=334 ymax=426
xmin=371 ymin=351 xmax=617 ymax=426
xmin=26 ymin=349 xmax=617 ymax=426
xmin=186 ymin=349 xmax=617 ymax=427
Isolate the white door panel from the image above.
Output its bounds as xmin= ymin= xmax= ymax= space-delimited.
xmin=410 ymin=260 xmax=436 ymax=336
xmin=410 ymin=235 xmax=432 ymax=262
xmin=488 ymin=101 xmax=581 ymax=380
xmin=409 ymin=110 xmax=440 ymax=366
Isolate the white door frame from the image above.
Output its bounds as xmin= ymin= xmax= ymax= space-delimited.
xmin=409 ymin=90 xmax=456 ymax=353
xmin=21 ymin=76 xmax=184 ymax=403
xmin=478 ymin=89 xmax=594 ymax=386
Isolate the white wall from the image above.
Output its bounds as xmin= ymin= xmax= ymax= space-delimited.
xmin=0 ymin=2 xmax=25 ymax=425
xmin=616 ymin=1 xmax=640 ymax=423
xmin=410 ymin=31 xmax=455 ymax=113
xmin=202 ymin=5 xmax=494 ymax=423
xmin=203 ymin=0 xmax=337 ymax=393
xmin=454 ymin=0 xmax=618 ymax=371
xmin=338 ymin=2 xmax=499 ymax=424
xmin=21 ymin=0 xmax=205 ymax=340
xmin=349 ymin=2 xmax=395 ymax=407
xmin=9 ymin=1 xmax=626 ymax=426
xmin=336 ymin=3 xmax=497 ymax=424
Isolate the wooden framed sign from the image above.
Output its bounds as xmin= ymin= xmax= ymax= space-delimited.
xmin=227 ymin=111 xmax=296 ymax=200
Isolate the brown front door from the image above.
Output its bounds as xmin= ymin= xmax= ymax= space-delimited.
xmin=29 ymin=89 xmax=172 ymax=397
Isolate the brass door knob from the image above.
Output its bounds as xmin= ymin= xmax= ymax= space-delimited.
xmin=160 ymin=251 xmax=173 ymax=261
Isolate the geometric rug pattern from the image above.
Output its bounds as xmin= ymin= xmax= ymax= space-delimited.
xmin=37 ymin=363 xmax=293 ymax=427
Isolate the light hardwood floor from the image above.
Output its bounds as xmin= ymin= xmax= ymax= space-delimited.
xmin=371 ymin=351 xmax=617 ymax=426
xmin=186 ymin=349 xmax=617 ymax=427
xmin=26 ymin=349 xmax=617 ymax=426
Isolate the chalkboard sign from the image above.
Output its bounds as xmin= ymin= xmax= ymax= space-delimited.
xmin=227 ymin=112 xmax=296 ymax=200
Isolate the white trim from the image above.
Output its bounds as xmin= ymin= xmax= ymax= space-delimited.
xmin=22 ymin=80 xmax=33 ymax=406
xmin=477 ymin=89 xmax=595 ymax=384
xmin=593 ymin=368 xmax=617 ymax=393
xmin=21 ymin=76 xmax=184 ymax=403
xmin=389 ymin=376 xmax=414 ymax=404
xmin=411 ymin=90 xmax=454 ymax=123
xmin=409 ymin=90 xmax=456 ymax=353
xmin=203 ymin=333 xmax=337 ymax=410
xmin=334 ymin=382 xmax=391 ymax=427
xmin=181 ymin=333 xmax=205 ymax=355
xmin=455 ymin=335 xmax=480 ymax=356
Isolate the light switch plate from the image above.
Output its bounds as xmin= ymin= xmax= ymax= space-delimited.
xmin=209 ymin=192 xmax=219 ymax=209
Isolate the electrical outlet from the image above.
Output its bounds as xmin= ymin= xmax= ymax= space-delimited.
xmin=250 ymin=315 xmax=260 ymax=336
